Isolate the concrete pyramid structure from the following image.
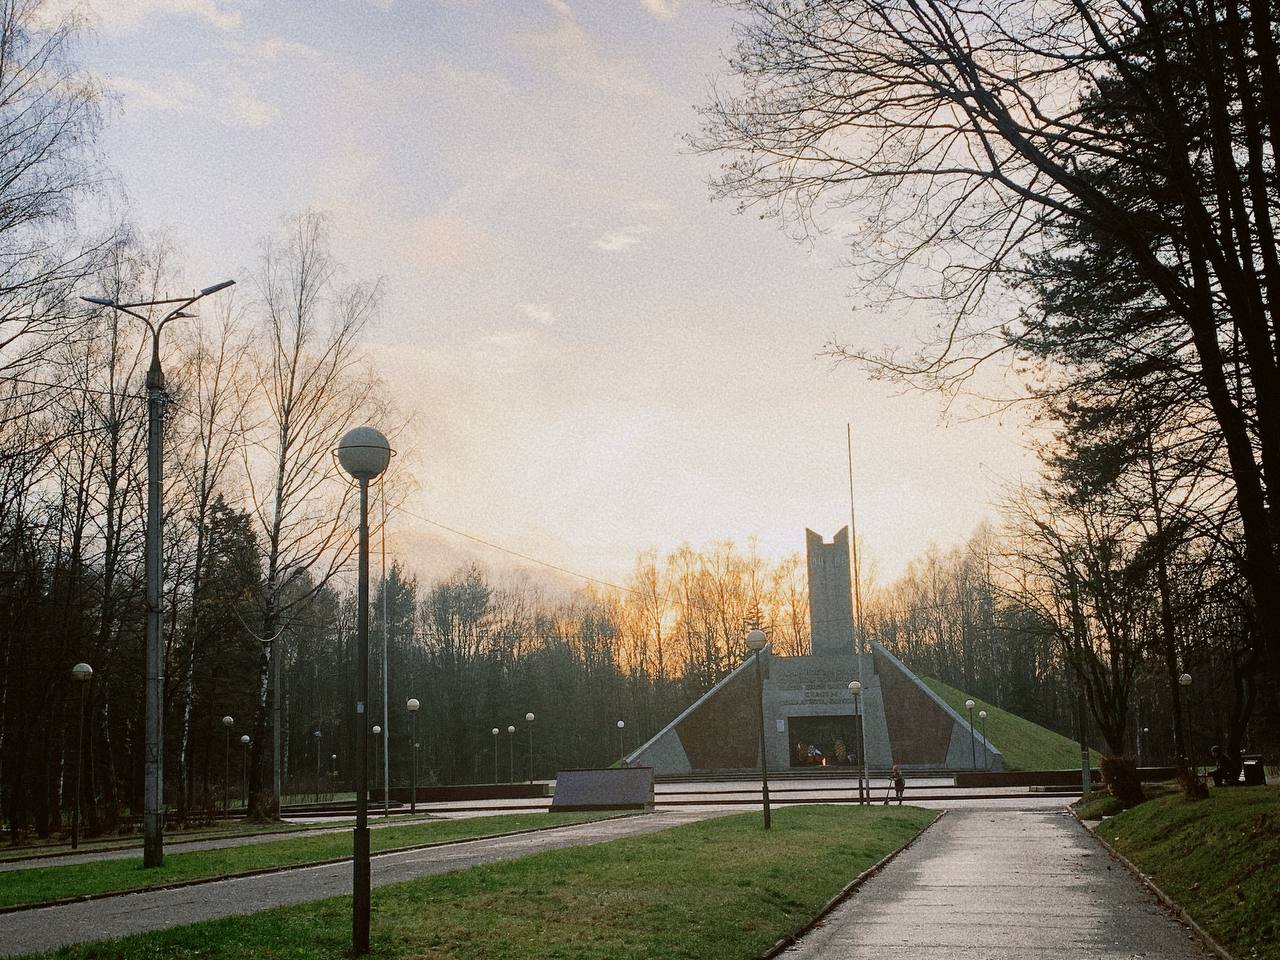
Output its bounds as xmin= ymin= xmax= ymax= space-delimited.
xmin=626 ymin=527 xmax=1003 ymax=775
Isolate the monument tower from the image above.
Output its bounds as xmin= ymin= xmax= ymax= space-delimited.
xmin=625 ymin=528 xmax=1003 ymax=775
xmin=806 ymin=527 xmax=853 ymax=657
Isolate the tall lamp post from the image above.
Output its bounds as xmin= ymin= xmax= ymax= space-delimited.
xmin=978 ymin=710 xmax=989 ymax=769
xmin=848 ymin=680 xmax=867 ymax=805
xmin=406 ymin=699 xmax=420 ymax=814
xmin=221 ymin=716 xmax=234 ymax=816
xmin=71 ymin=663 xmax=93 ymax=848
xmin=1179 ymin=672 xmax=1194 ymax=773
xmin=507 ymin=725 xmax=516 ymax=782
xmin=746 ymin=629 xmax=772 ymax=830
xmin=525 ymin=713 xmax=535 ymax=783
xmin=336 ymin=424 xmax=392 ymax=955
xmin=240 ymin=735 xmax=251 ymax=808
xmin=492 ymin=727 xmax=500 ymax=783
xmin=82 ymin=278 xmax=235 ymax=867
xmin=965 ymin=699 xmax=977 ymax=769
xmin=617 ymin=719 xmax=626 ymax=762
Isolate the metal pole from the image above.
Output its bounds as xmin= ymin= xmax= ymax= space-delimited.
xmin=242 ymin=745 xmax=248 ymax=809
xmin=273 ymin=637 xmax=282 ymax=815
xmin=143 ymin=345 xmax=165 ymax=868
xmin=224 ymin=727 xmax=230 ymax=817
xmin=410 ymin=712 xmax=417 ymax=814
xmin=380 ymin=482 xmax=389 ymax=817
xmin=353 ymin=479 xmax=371 ymax=955
xmin=493 ymin=731 xmax=498 ymax=783
xmin=315 ymin=732 xmax=321 ymax=802
xmin=968 ymin=706 xmax=976 ymax=769
xmin=754 ymin=649 xmax=772 ymax=830
xmin=982 ymin=715 xmax=989 ymax=769
xmin=528 ymin=722 xmax=534 ymax=784
xmin=508 ymin=732 xmax=514 ymax=783
xmin=1079 ymin=689 xmax=1092 ymax=796
xmin=73 ymin=682 xmax=87 ymax=849
xmin=856 ymin=692 xmax=868 ymax=805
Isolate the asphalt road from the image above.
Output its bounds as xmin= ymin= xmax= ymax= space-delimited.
xmin=780 ymin=807 xmax=1212 ymax=960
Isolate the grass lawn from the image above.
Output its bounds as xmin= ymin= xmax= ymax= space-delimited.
xmin=0 ymin=812 xmax=610 ymax=909
xmin=0 ymin=820 xmax=321 ymax=863
xmin=20 ymin=805 xmax=936 ymax=960
xmin=1099 ymin=785 xmax=1278 ymax=960
xmin=923 ymin=677 xmax=1101 ymax=770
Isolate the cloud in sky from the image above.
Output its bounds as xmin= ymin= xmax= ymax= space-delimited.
xmin=520 ymin=303 xmax=559 ymax=326
xmin=639 ymin=0 xmax=680 ymax=19
xmin=88 ymin=0 xmax=243 ymax=32
xmin=87 ymin=2 xmax=1034 ymax=584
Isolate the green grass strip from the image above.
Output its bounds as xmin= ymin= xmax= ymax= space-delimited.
xmin=20 ymin=805 xmax=934 ymax=960
xmin=0 ymin=812 xmax=609 ymax=909
xmin=1099 ymin=785 xmax=1278 ymax=960
xmin=923 ymin=677 xmax=1101 ymax=770
xmin=0 ymin=821 xmax=316 ymax=864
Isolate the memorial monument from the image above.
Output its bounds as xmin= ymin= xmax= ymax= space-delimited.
xmin=626 ymin=527 xmax=1003 ymax=774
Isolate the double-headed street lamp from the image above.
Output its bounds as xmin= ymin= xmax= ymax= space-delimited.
xmin=336 ymin=425 xmax=392 ymax=956
xmin=746 ymin=628 xmax=771 ymax=830
xmin=525 ymin=713 xmax=535 ymax=783
xmin=81 ymin=279 xmax=235 ymax=867
xmin=71 ymin=663 xmax=93 ymax=848
xmin=965 ymin=699 xmax=977 ymax=769
xmin=407 ymin=698 xmax=421 ymax=813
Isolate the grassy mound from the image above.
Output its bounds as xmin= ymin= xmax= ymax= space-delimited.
xmin=20 ymin=805 xmax=936 ymax=960
xmin=1100 ymin=786 xmax=1278 ymax=960
xmin=923 ymin=677 xmax=1100 ymax=771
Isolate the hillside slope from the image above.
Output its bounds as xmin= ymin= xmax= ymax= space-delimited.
xmin=922 ymin=677 xmax=1100 ymax=771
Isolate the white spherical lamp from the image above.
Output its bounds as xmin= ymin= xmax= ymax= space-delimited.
xmin=336 ymin=426 xmax=392 ymax=481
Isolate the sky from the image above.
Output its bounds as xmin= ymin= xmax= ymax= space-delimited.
xmin=76 ymin=0 xmax=1037 ymax=588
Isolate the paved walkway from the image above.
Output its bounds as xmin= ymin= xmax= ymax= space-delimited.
xmin=0 ymin=809 xmax=718 ymax=957
xmin=781 ymin=808 xmax=1211 ymax=960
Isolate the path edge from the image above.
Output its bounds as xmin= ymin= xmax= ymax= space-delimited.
xmin=0 ymin=813 xmax=636 ymax=916
xmin=758 ymin=809 xmax=945 ymax=960
xmin=1069 ymin=808 xmax=1234 ymax=960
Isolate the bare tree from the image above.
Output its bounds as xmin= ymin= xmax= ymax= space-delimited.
xmin=242 ymin=211 xmax=382 ymax=816
xmin=696 ymin=0 xmax=1280 ymax=691
xmin=0 ymin=0 xmax=110 ymax=379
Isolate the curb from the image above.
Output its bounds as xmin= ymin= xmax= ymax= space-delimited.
xmin=0 ymin=812 xmax=636 ymax=916
xmin=759 ymin=810 xmax=945 ymax=959
xmin=1069 ymin=809 xmax=1234 ymax=960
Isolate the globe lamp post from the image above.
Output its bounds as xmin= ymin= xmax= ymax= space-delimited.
xmin=336 ymin=425 xmax=392 ymax=955
xmin=406 ymin=698 xmax=420 ymax=813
